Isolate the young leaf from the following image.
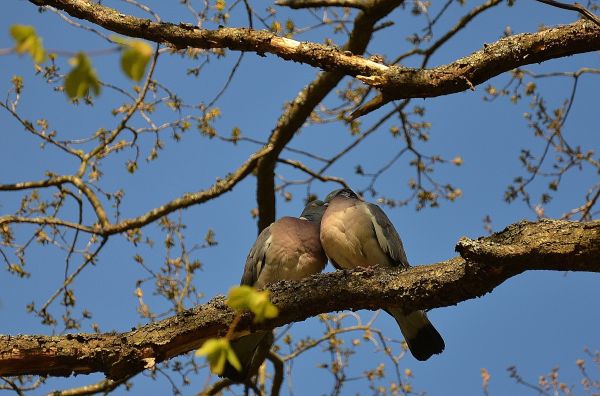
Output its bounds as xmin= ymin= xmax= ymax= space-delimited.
xmin=226 ymin=345 xmax=242 ymax=372
xmin=250 ymin=291 xmax=279 ymax=322
xmin=227 ymin=285 xmax=255 ymax=311
xmin=227 ymin=285 xmax=279 ymax=323
xmin=64 ymin=52 xmax=101 ymax=99
xmin=10 ymin=24 xmax=45 ymax=64
xmin=118 ymin=39 xmax=152 ymax=81
xmin=196 ymin=338 xmax=241 ymax=374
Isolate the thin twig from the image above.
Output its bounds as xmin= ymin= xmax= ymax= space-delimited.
xmin=535 ymin=0 xmax=600 ymax=27
xmin=39 ymin=237 xmax=108 ymax=313
xmin=48 ymin=375 xmax=132 ymax=396
xmin=278 ymin=158 xmax=349 ymax=188
xmin=275 ymin=0 xmax=367 ymax=10
xmin=198 ymin=378 xmax=234 ymax=396
xmin=0 ymin=377 xmax=25 ymax=396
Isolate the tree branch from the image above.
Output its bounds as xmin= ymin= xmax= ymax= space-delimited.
xmin=50 ymin=376 xmax=131 ymax=396
xmin=0 ymin=175 xmax=109 ymax=229
xmin=352 ymin=19 xmax=600 ymax=117
xmin=275 ymin=0 xmax=369 ymax=9
xmin=199 ymin=378 xmax=234 ymax=396
xmin=0 ymin=145 xmax=272 ymax=236
xmin=29 ymin=1 xmax=600 ymax=124
xmin=103 ymin=145 xmax=272 ymax=235
xmin=365 ymin=20 xmax=599 ymax=97
xmin=1 ymin=219 xmax=598 ymax=380
xmin=255 ymin=0 xmax=403 ymax=231
xmin=535 ymin=0 xmax=600 ymax=28
xmin=30 ymin=1 xmax=600 ymax=97
xmin=277 ymin=158 xmax=350 ymax=188
xmin=31 ymin=0 xmax=388 ymax=77
xmin=0 ymin=215 xmax=96 ymax=234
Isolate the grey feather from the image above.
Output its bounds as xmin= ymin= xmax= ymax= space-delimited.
xmin=366 ymin=203 xmax=409 ymax=267
xmin=240 ymin=227 xmax=272 ymax=286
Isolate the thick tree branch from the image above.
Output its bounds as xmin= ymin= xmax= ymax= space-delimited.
xmin=31 ymin=0 xmax=388 ymax=77
xmin=362 ymin=20 xmax=600 ymax=96
xmin=28 ymin=1 xmax=600 ymax=125
xmin=30 ymin=1 xmax=600 ymax=97
xmin=1 ymin=219 xmax=598 ymax=380
xmin=352 ymin=19 xmax=600 ymax=117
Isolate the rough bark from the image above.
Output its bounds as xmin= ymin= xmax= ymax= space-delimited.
xmin=1 ymin=219 xmax=598 ymax=380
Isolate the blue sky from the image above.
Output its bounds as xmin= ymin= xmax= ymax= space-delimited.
xmin=1 ymin=1 xmax=599 ymax=395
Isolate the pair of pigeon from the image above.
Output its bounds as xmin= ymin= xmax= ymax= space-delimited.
xmin=223 ymin=188 xmax=445 ymax=382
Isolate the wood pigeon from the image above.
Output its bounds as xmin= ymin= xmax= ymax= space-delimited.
xmin=320 ymin=188 xmax=445 ymax=361
xmin=222 ymin=199 xmax=328 ymax=382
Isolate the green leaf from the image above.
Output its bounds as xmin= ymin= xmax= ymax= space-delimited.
xmin=64 ymin=53 xmax=101 ymax=99
xmin=195 ymin=338 xmax=240 ymax=374
xmin=251 ymin=291 xmax=279 ymax=322
xmin=115 ymin=38 xmax=152 ymax=81
xmin=227 ymin=285 xmax=255 ymax=310
xmin=227 ymin=285 xmax=279 ymax=323
xmin=10 ymin=24 xmax=46 ymax=64
xmin=226 ymin=345 xmax=242 ymax=372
